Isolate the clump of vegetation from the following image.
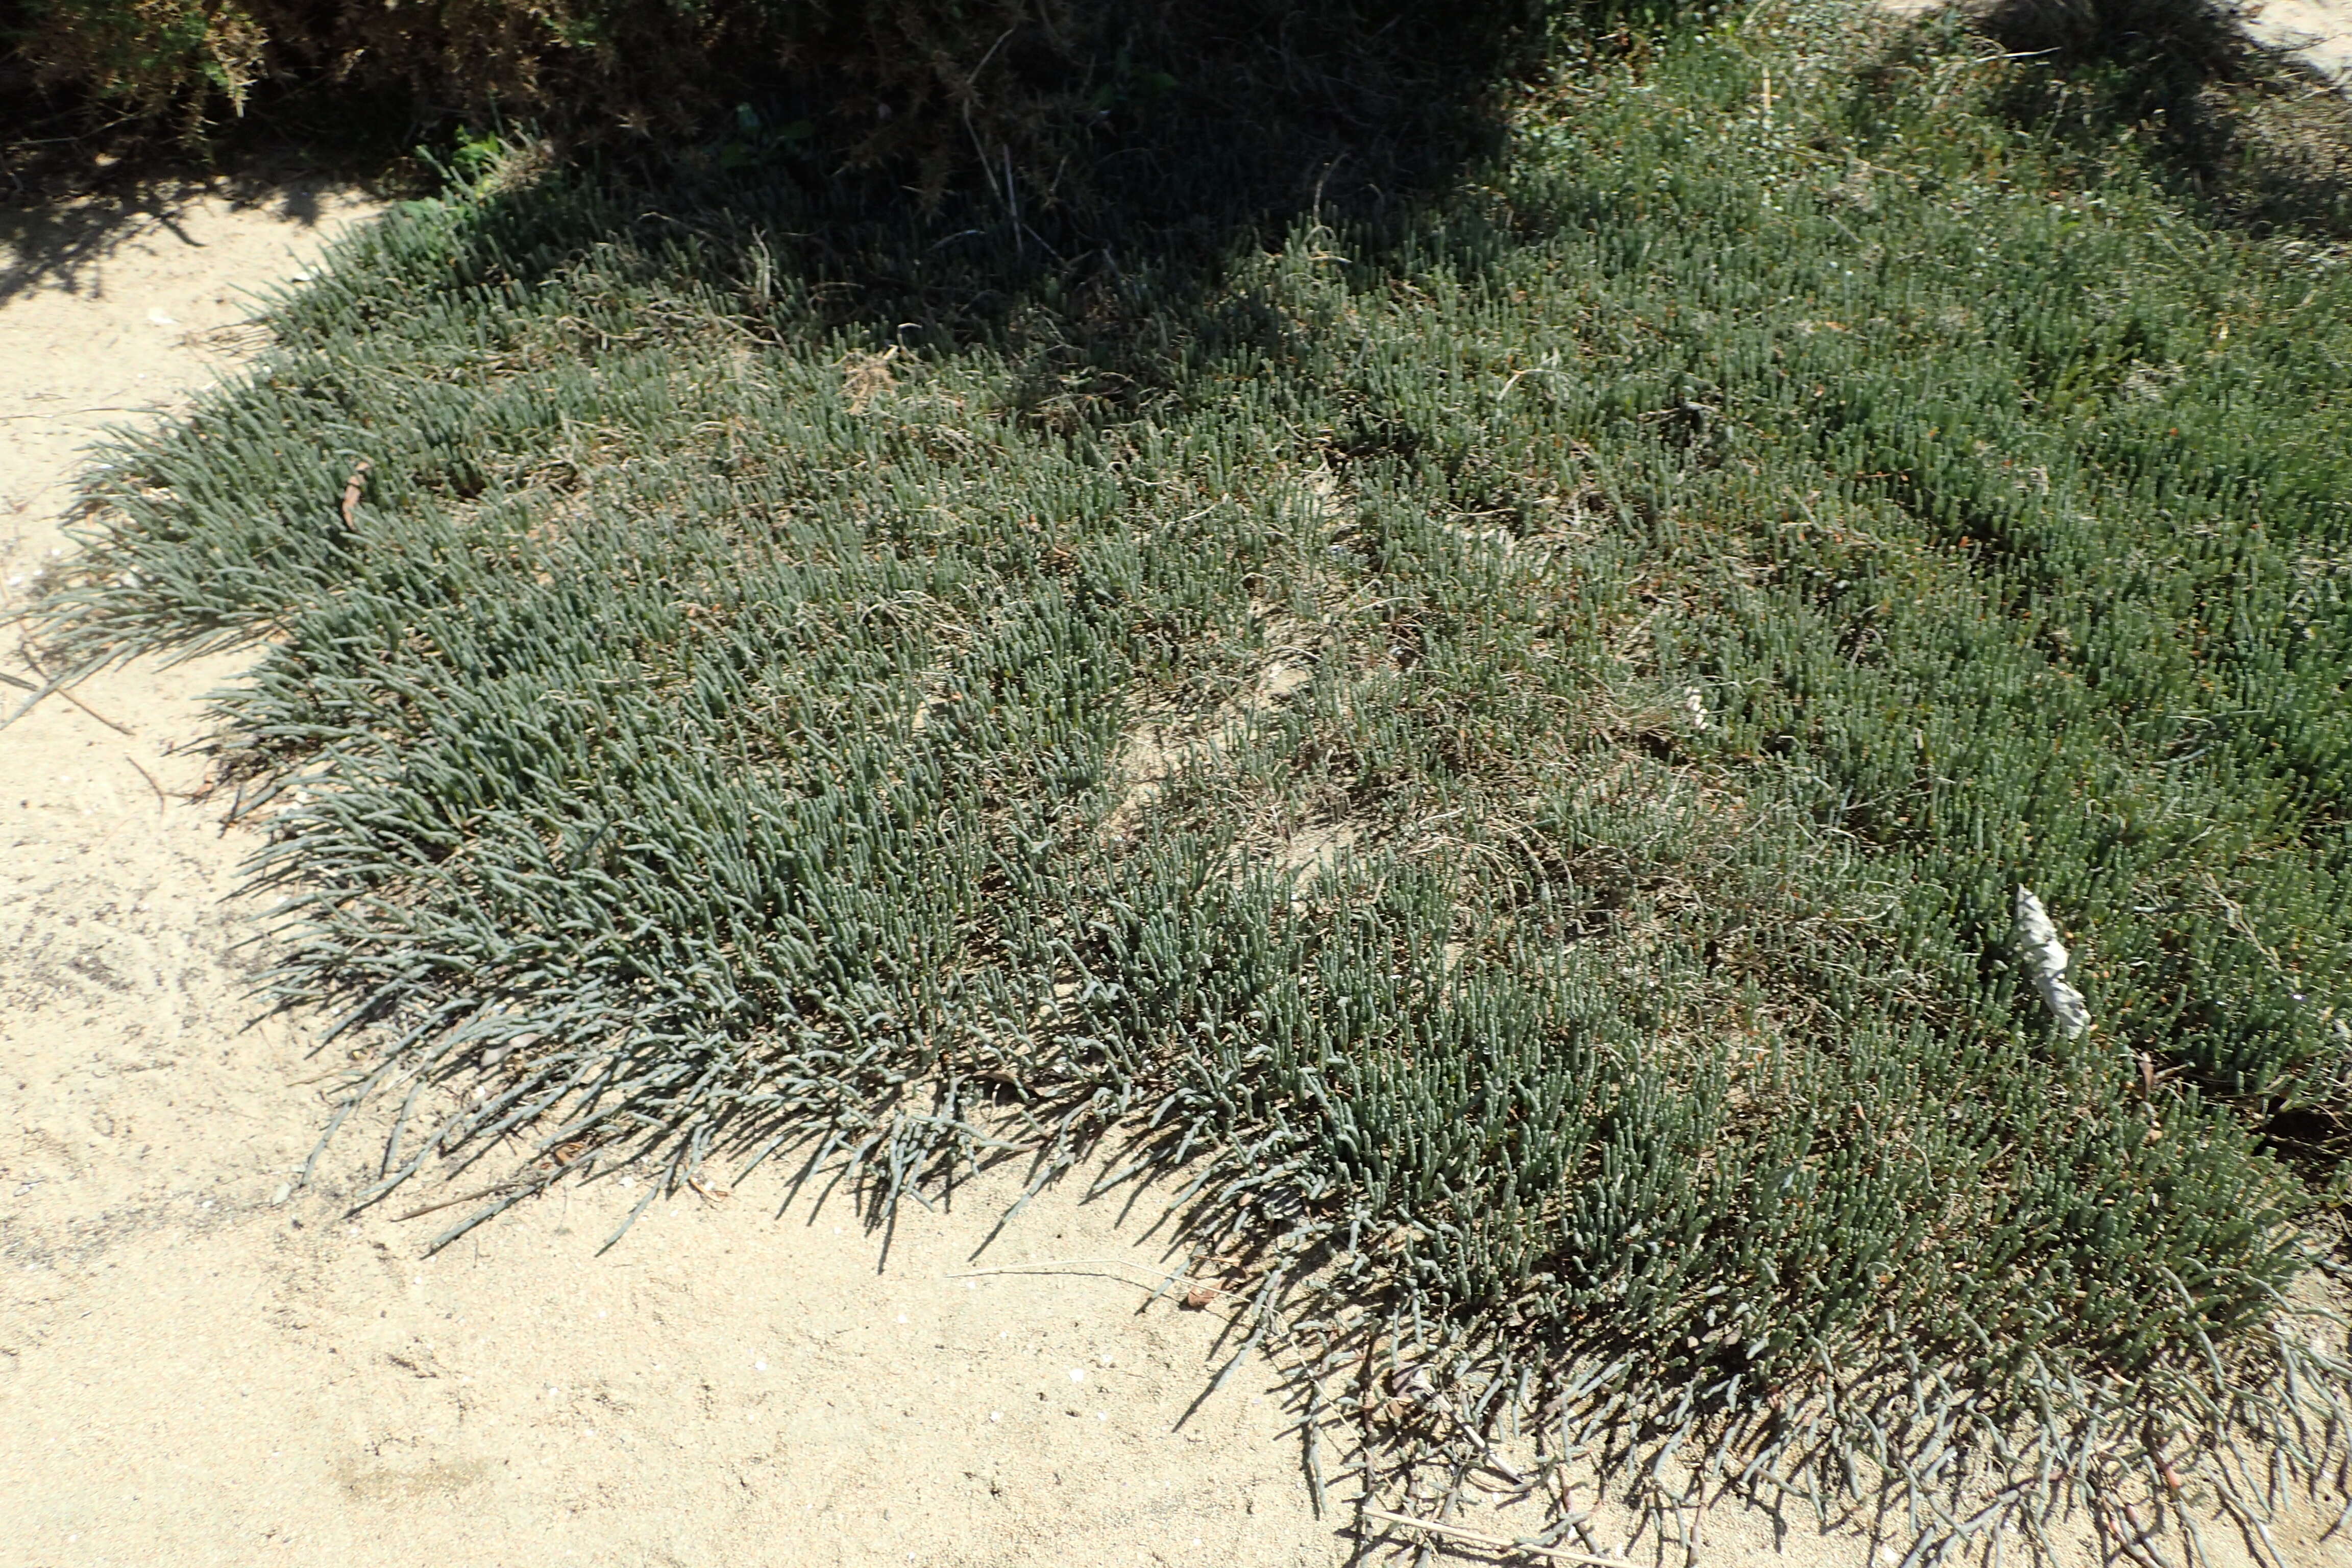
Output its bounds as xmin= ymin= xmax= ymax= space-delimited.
xmin=24 ymin=0 xmax=2352 ymax=1558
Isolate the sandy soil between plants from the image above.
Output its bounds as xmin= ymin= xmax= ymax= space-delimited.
xmin=2 ymin=167 xmax=2347 ymax=1568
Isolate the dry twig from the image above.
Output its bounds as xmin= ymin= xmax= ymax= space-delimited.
xmin=1360 ymin=1506 xmax=1638 ymax=1566
xmin=341 ymin=459 xmax=373 ymax=527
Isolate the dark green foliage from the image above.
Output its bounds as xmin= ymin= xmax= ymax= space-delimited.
xmin=3 ymin=0 xmax=1552 ymax=193
xmin=6 ymin=0 xmax=260 ymax=112
xmin=26 ymin=1 xmax=2352 ymax=1555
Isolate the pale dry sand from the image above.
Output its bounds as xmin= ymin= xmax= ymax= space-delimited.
xmin=2246 ymin=0 xmax=2352 ymax=77
xmin=2 ymin=143 xmax=2348 ymax=1568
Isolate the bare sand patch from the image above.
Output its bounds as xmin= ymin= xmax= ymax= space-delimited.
xmin=2246 ymin=0 xmax=2352 ymax=77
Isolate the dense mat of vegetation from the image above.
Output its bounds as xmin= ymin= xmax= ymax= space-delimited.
xmin=28 ymin=0 xmax=2352 ymax=1556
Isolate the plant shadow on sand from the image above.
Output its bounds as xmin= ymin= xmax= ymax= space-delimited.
xmin=0 ymin=68 xmax=427 ymax=308
xmin=0 ymin=173 xmax=354 ymax=306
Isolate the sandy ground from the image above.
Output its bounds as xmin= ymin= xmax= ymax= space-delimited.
xmin=2247 ymin=0 xmax=2352 ymax=78
xmin=7 ymin=57 xmax=2352 ymax=1561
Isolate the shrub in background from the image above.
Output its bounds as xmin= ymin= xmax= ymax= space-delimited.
xmin=8 ymin=0 xmax=266 ymax=125
xmin=3 ymin=0 xmax=1554 ymax=191
xmin=4 ymin=0 xmax=1007 ymax=141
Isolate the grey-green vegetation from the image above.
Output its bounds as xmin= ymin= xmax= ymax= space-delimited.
xmin=26 ymin=1 xmax=2352 ymax=1557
